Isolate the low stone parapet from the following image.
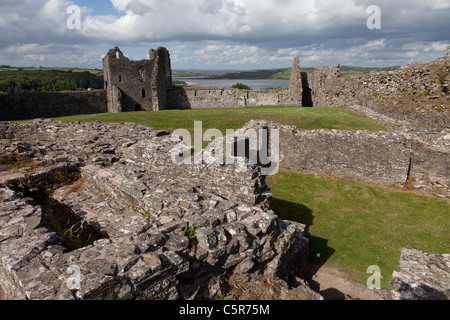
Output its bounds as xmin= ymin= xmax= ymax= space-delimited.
xmin=388 ymin=248 xmax=450 ymax=300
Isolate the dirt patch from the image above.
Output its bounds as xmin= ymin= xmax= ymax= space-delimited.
xmin=308 ymin=263 xmax=387 ymax=300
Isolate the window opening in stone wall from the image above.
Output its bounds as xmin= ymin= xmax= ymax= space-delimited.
xmin=139 ymin=69 xmax=143 ymax=81
xmin=119 ymin=75 xmax=122 ymax=82
xmin=116 ymin=51 xmax=120 ymax=59
xmin=142 ymin=89 xmax=146 ymax=98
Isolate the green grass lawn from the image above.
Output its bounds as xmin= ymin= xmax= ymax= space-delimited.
xmin=49 ymin=106 xmax=387 ymax=134
xmin=267 ymin=171 xmax=450 ymax=289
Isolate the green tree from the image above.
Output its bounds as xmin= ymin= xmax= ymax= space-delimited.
xmin=231 ymin=82 xmax=252 ymax=90
xmin=53 ymin=79 xmax=77 ymax=91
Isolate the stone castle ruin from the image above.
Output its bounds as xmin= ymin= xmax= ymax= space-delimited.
xmin=101 ymin=46 xmax=449 ymax=131
xmin=1 ymin=46 xmax=448 ymax=131
xmin=103 ymin=47 xmax=173 ymax=112
xmin=101 ymin=46 xmax=304 ymax=112
xmin=0 ymin=46 xmax=449 ymax=300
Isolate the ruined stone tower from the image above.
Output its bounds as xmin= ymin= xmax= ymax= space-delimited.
xmin=103 ymin=46 xmax=172 ymax=112
xmin=288 ymin=55 xmax=303 ymax=103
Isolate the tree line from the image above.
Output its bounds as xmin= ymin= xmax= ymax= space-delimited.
xmin=0 ymin=68 xmax=104 ymax=94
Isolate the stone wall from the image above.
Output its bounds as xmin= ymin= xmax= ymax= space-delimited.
xmin=388 ymin=248 xmax=450 ymax=300
xmin=166 ymin=53 xmax=303 ymax=110
xmin=240 ymin=120 xmax=411 ymax=185
xmin=227 ymin=120 xmax=449 ymax=197
xmin=167 ymin=86 xmax=244 ymax=109
xmin=407 ymin=128 xmax=450 ymax=195
xmin=306 ymin=57 xmax=450 ymax=129
xmin=0 ymin=90 xmax=107 ymax=121
xmin=167 ymin=86 xmax=302 ymax=109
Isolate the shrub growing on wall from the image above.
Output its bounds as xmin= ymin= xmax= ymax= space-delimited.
xmin=232 ymin=82 xmax=252 ymax=90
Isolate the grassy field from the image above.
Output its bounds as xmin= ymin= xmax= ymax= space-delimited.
xmin=51 ymin=106 xmax=387 ymax=135
xmin=20 ymin=106 xmax=448 ymax=290
xmin=267 ymin=171 xmax=449 ymax=289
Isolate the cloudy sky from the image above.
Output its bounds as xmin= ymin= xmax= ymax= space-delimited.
xmin=1 ymin=0 xmax=449 ymax=70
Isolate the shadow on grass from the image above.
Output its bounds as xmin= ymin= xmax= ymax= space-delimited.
xmin=269 ymin=197 xmax=335 ymax=272
xmin=270 ymin=197 xmax=345 ymax=299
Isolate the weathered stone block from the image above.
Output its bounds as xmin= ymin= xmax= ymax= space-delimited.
xmin=159 ymin=220 xmax=188 ymax=234
xmin=388 ymin=248 xmax=450 ymax=300
xmin=142 ymin=254 xmax=163 ymax=273
xmin=196 ymin=228 xmax=218 ymax=250
xmin=164 ymin=234 xmax=189 ymax=252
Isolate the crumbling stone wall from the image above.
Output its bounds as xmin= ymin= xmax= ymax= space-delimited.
xmin=232 ymin=120 xmax=412 ymax=186
xmin=388 ymin=248 xmax=450 ymax=300
xmin=289 ymin=55 xmax=303 ymax=99
xmin=305 ymin=57 xmax=450 ymax=129
xmin=166 ymin=86 xmax=302 ymax=109
xmin=103 ymin=46 xmax=173 ymax=112
xmin=407 ymin=129 xmax=450 ymax=196
xmin=231 ymin=120 xmax=449 ymax=197
xmin=0 ymin=90 xmax=107 ymax=121
xmin=166 ymin=55 xmax=303 ymax=109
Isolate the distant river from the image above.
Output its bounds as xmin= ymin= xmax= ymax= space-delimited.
xmin=174 ymin=77 xmax=289 ymax=90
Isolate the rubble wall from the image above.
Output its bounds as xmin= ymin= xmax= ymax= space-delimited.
xmin=0 ymin=119 xmax=314 ymax=300
xmin=166 ymin=87 xmax=302 ymax=109
xmin=306 ymin=57 xmax=450 ymax=129
xmin=166 ymin=54 xmax=303 ymax=109
xmin=242 ymin=120 xmax=412 ymax=185
xmin=388 ymin=248 xmax=450 ymax=300
xmin=240 ymin=121 xmax=449 ymax=195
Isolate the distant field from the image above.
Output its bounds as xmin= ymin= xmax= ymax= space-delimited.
xmin=0 ymin=66 xmax=103 ymax=76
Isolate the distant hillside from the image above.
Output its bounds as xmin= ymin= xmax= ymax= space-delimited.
xmin=0 ymin=66 xmax=104 ymax=94
xmin=172 ymin=70 xmax=230 ymax=78
xmin=206 ymin=68 xmax=293 ymax=80
xmin=198 ymin=65 xmax=400 ymax=80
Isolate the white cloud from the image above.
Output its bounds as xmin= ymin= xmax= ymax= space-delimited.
xmin=431 ymin=0 xmax=450 ymax=10
xmin=363 ymin=40 xmax=386 ymax=50
xmin=424 ymin=41 xmax=449 ymax=52
xmin=7 ymin=43 xmax=55 ymax=55
xmin=0 ymin=0 xmax=449 ymax=68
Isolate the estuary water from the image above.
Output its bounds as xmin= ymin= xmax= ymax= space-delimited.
xmin=174 ymin=77 xmax=289 ymax=90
